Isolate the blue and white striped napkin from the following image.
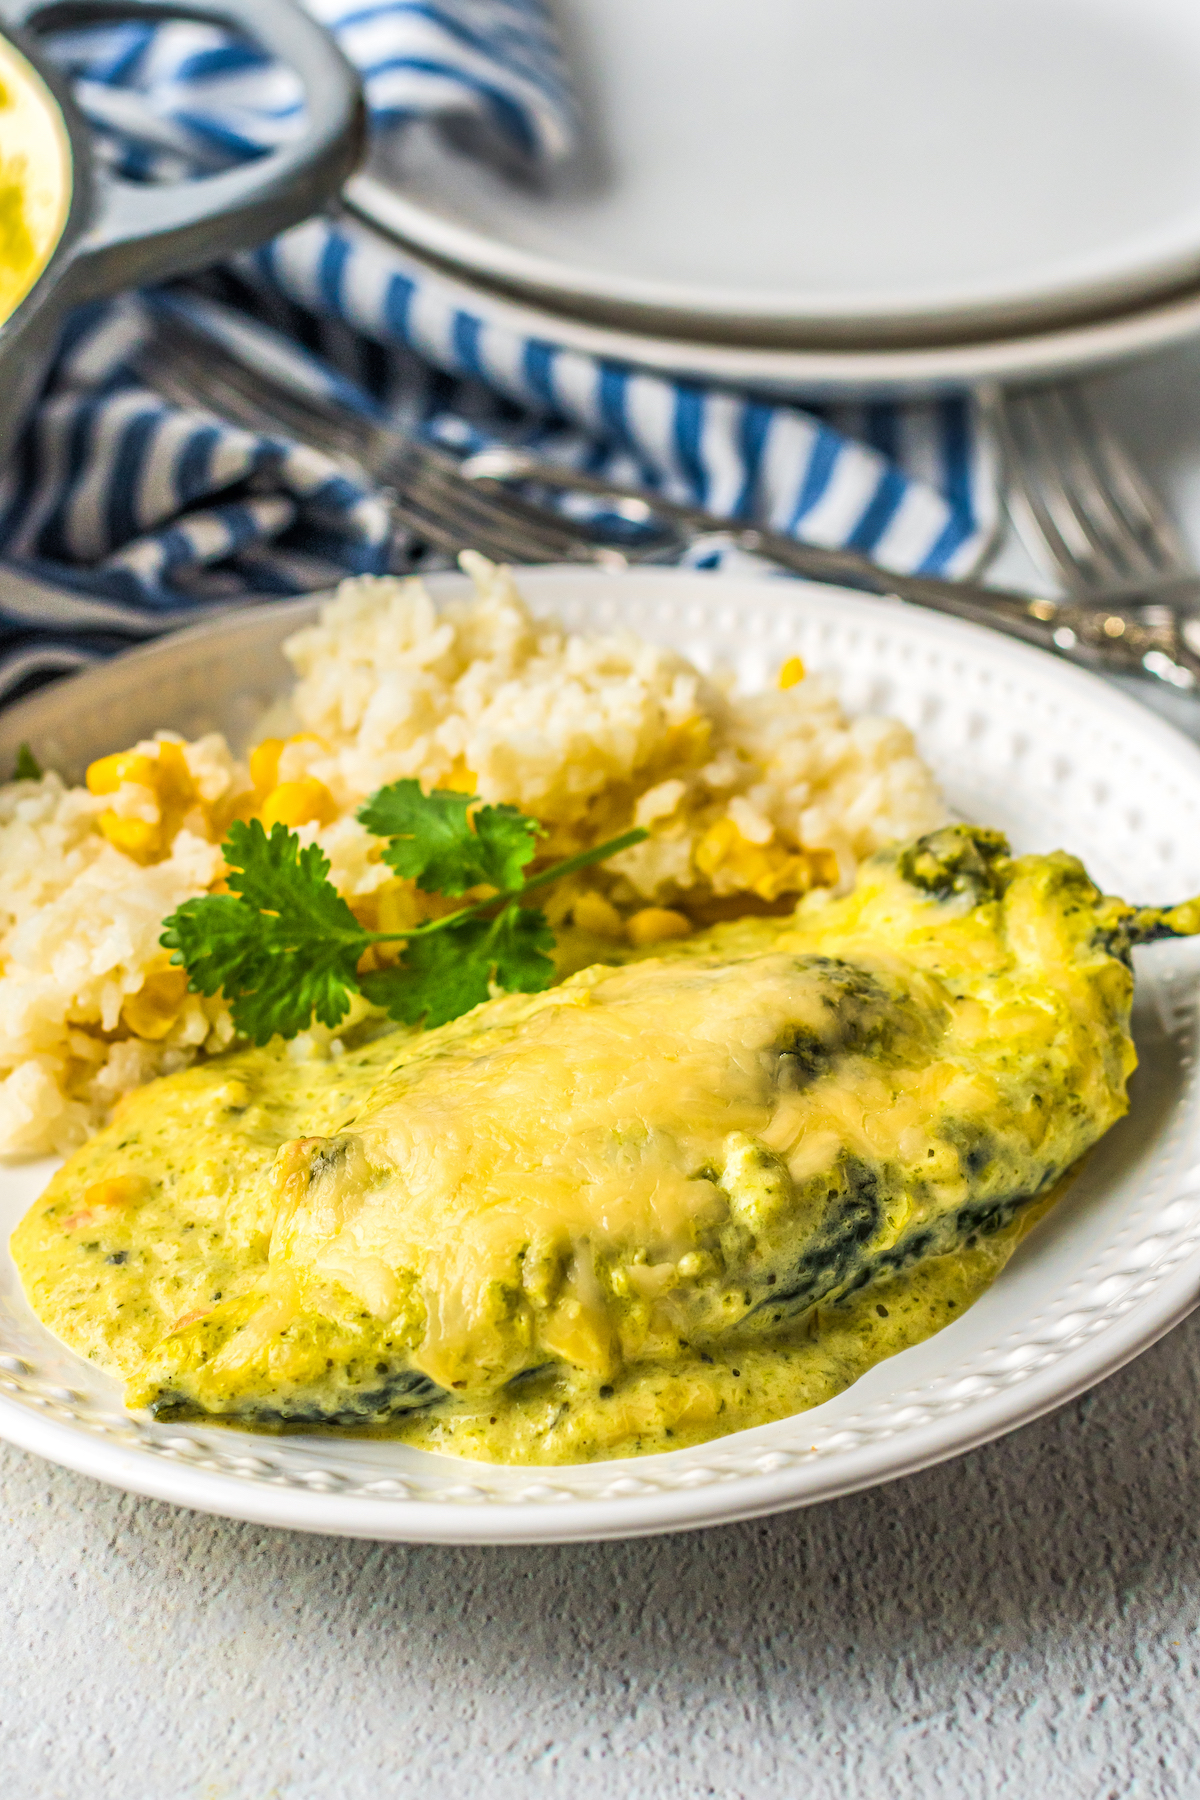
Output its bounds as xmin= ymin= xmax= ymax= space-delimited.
xmin=0 ymin=0 xmax=997 ymax=706
xmin=48 ymin=0 xmax=577 ymax=180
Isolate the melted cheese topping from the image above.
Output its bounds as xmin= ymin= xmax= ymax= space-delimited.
xmin=0 ymin=35 xmax=71 ymax=325
xmin=12 ymin=831 xmax=1153 ymax=1463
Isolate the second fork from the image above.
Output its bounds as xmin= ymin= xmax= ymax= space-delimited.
xmin=993 ymin=380 xmax=1200 ymax=607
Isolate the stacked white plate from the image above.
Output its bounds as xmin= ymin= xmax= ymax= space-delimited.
xmin=345 ymin=0 xmax=1200 ymax=394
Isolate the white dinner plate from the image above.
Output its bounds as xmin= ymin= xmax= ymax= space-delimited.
xmin=2 ymin=565 xmax=1200 ymax=1543
xmin=337 ymin=211 xmax=1200 ymax=399
xmin=352 ymin=0 xmax=1200 ymax=345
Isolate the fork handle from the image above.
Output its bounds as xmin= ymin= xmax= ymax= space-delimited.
xmin=734 ymin=535 xmax=1200 ymax=691
xmin=460 ymin=451 xmax=1200 ymax=694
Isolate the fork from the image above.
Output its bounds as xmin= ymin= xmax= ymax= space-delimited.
xmin=137 ymin=307 xmax=684 ymax=572
xmin=992 ymin=381 xmax=1200 ymax=607
xmin=134 ymin=301 xmax=1200 ymax=694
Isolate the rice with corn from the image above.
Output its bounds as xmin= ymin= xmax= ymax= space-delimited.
xmin=0 ymin=556 xmax=946 ymax=1157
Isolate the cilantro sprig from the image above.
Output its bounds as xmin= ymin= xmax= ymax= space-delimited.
xmin=161 ymin=779 xmax=645 ymax=1044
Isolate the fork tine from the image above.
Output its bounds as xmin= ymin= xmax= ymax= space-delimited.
xmin=152 ymin=310 xmax=380 ymax=443
xmin=387 ymin=481 xmax=586 ymax=566
xmin=1061 ymin=387 xmax=1191 ymax=577
xmin=1000 ymin=382 xmax=1189 ymax=596
xmin=380 ymin=445 xmax=600 ymax=562
xmin=381 ymin=449 xmax=589 ymax=563
xmin=399 ymin=468 xmax=600 ymax=565
xmin=393 ymin=452 xmax=645 ymax=566
xmin=1000 ymin=389 xmax=1126 ymax=590
xmin=1040 ymin=386 xmax=1168 ymax=584
xmin=993 ymin=393 xmax=1096 ymax=590
xmin=384 ymin=492 xmax=491 ymax=561
xmin=141 ymin=334 xmax=594 ymax=564
xmin=1033 ymin=387 xmax=1150 ymax=582
xmin=397 ymin=456 xmax=615 ymax=560
xmin=361 ymin=470 xmax=542 ymax=565
xmin=144 ymin=330 xmax=379 ymax=467
xmin=140 ymin=309 xmax=674 ymax=569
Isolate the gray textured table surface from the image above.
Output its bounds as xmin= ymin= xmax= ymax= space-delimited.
xmin=7 ymin=350 xmax=1200 ymax=1800
xmin=4 ymin=1310 xmax=1200 ymax=1799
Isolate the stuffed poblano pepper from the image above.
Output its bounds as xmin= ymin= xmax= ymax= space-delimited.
xmin=15 ymin=827 xmax=1198 ymax=1463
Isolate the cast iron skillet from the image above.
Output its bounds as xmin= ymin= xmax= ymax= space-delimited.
xmin=0 ymin=0 xmax=365 ymax=463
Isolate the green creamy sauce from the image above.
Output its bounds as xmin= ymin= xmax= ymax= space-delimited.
xmin=12 ymin=827 xmax=1164 ymax=1465
xmin=396 ymin=1209 xmax=1049 ymax=1462
xmin=13 ymin=1025 xmax=1047 ymax=1463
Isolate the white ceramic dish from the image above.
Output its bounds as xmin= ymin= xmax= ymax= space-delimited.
xmin=2 ymin=565 xmax=1200 ymax=1544
xmin=354 ymin=0 xmax=1200 ymax=346
xmin=338 ymin=210 xmax=1200 ymax=399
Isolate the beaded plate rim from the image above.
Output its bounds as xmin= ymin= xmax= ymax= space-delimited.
xmin=1 ymin=564 xmax=1198 ymax=1544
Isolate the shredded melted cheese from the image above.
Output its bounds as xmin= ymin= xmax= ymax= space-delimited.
xmin=12 ymin=831 xmax=1148 ymax=1463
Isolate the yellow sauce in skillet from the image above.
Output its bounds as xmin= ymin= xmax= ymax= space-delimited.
xmin=0 ymin=33 xmax=71 ymax=324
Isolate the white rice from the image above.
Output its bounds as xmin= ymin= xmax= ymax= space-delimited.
xmin=0 ymin=557 xmax=945 ymax=1157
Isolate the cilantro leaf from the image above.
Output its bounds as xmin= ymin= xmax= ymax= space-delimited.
xmin=361 ymin=918 xmax=494 ymax=1026
xmin=357 ymin=779 xmax=541 ymax=896
xmin=13 ymin=742 xmax=41 ymax=781
xmin=487 ymin=902 xmax=557 ymax=995
xmin=357 ymin=781 xmax=471 ymax=888
xmin=219 ymin=819 xmax=360 ymax=935
xmin=361 ymin=903 xmax=554 ymax=1028
xmin=469 ymin=805 xmax=544 ymax=892
xmin=161 ymin=819 xmax=368 ymax=1045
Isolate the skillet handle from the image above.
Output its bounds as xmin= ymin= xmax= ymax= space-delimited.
xmin=2 ymin=0 xmax=364 ymax=300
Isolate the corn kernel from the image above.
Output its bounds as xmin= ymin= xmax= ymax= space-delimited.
xmin=89 ymin=742 xmax=205 ymax=864
xmin=86 ymin=751 xmax=156 ymax=797
xmin=349 ymin=893 xmax=380 ymax=932
xmin=572 ymin=891 xmax=626 ymax=939
xmin=121 ymin=961 xmax=190 ymax=1041
xmin=376 ymin=879 xmax=422 ymax=934
xmin=98 ymin=814 xmax=160 ymax=860
xmin=260 ymin=777 xmax=339 ymax=830
xmin=694 ymin=817 xmax=820 ymax=901
xmin=779 ymin=656 xmax=806 ymax=689
xmin=805 ymin=848 xmax=840 ymax=890
xmin=627 ymin=906 xmax=691 ymax=946
xmin=537 ymin=1295 xmax=618 ymax=1379
xmin=249 ymin=738 xmax=284 ymax=798
xmin=441 ymin=759 xmax=478 ymax=795
xmin=83 ymin=1176 xmax=148 ymax=1211
xmin=153 ymin=740 xmax=197 ymax=812
xmin=694 ymin=816 xmax=740 ymax=877
xmin=751 ymin=854 xmax=813 ymax=902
